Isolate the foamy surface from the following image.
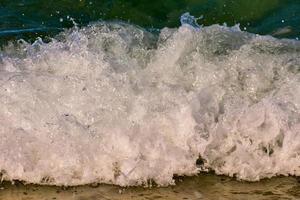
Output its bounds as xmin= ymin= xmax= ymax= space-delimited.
xmin=0 ymin=22 xmax=300 ymax=186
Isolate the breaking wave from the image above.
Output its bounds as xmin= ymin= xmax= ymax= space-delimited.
xmin=0 ymin=19 xmax=300 ymax=186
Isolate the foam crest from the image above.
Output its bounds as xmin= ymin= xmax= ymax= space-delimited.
xmin=0 ymin=22 xmax=300 ymax=186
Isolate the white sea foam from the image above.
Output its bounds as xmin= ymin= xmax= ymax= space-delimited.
xmin=0 ymin=22 xmax=300 ymax=186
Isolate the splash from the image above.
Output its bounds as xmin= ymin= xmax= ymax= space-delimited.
xmin=0 ymin=21 xmax=300 ymax=186
xmin=180 ymin=12 xmax=202 ymax=29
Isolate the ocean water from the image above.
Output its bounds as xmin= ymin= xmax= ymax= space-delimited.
xmin=0 ymin=0 xmax=300 ymax=187
xmin=1 ymin=0 xmax=300 ymax=44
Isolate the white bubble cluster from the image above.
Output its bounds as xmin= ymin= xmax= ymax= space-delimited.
xmin=0 ymin=22 xmax=300 ymax=186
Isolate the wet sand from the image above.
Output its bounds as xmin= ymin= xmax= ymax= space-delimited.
xmin=0 ymin=174 xmax=300 ymax=200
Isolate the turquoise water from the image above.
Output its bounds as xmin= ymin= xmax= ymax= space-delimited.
xmin=1 ymin=0 xmax=300 ymax=44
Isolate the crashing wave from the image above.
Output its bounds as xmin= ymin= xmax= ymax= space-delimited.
xmin=0 ymin=20 xmax=300 ymax=186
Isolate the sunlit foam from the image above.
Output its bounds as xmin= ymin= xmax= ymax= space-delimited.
xmin=0 ymin=21 xmax=300 ymax=186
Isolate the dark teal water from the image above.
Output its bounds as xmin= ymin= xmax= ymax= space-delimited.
xmin=0 ymin=0 xmax=300 ymax=45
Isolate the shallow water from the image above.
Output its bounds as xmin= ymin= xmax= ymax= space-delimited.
xmin=1 ymin=174 xmax=300 ymax=200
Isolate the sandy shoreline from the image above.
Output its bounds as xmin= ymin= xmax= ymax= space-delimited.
xmin=0 ymin=174 xmax=299 ymax=200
